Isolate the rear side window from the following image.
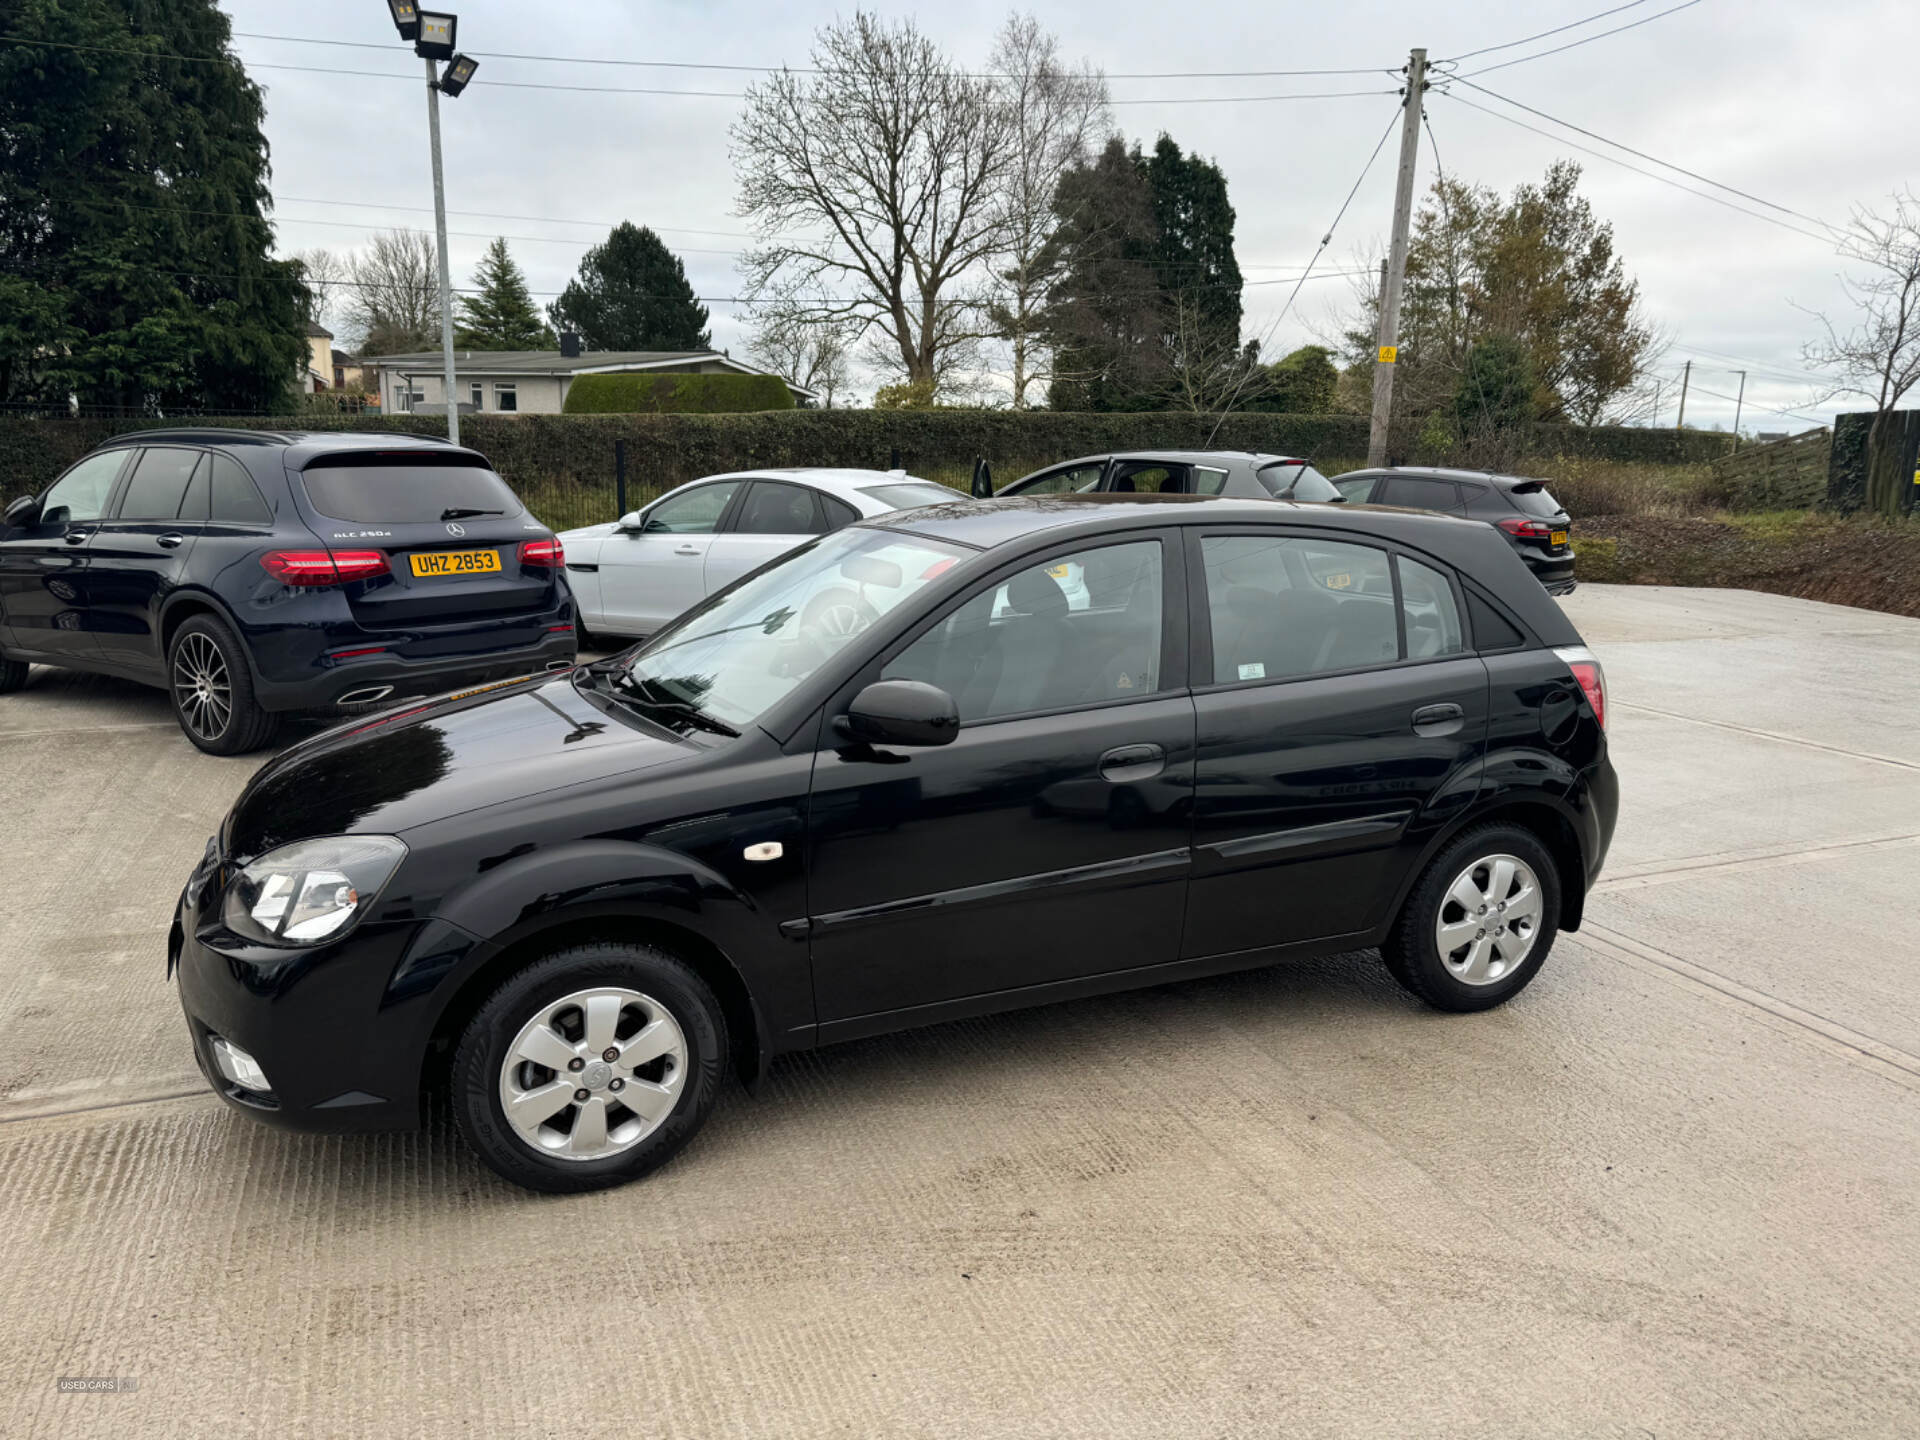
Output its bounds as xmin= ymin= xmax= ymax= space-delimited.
xmin=1382 ymin=476 xmax=1462 ymax=512
xmin=1202 ymin=535 xmax=1397 ymax=684
xmin=819 ymin=494 xmax=859 ymax=530
xmin=1467 ymin=591 xmax=1526 ymax=651
xmin=211 ymin=457 xmax=272 ymax=524
xmin=1505 ymin=483 xmax=1565 ymax=518
xmin=300 ymin=461 xmax=523 ymax=525
xmin=117 ymin=448 xmax=203 ymax=521
xmin=1255 ymin=463 xmax=1339 ymax=501
xmin=735 ymin=481 xmax=824 ymax=536
xmin=1397 ymin=556 xmax=1464 ymax=658
xmin=857 ymin=482 xmax=954 ymax=510
xmin=1193 ymin=466 xmax=1230 ymax=496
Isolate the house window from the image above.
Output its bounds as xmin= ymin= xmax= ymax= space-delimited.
xmin=470 ymin=383 xmax=484 ymax=409
xmin=494 ymin=383 xmax=518 ymax=413
xmin=396 ymin=385 xmax=425 ymax=413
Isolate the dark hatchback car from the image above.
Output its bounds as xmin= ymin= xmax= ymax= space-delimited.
xmin=170 ymin=494 xmax=1616 ymax=1192
xmin=0 ymin=431 xmax=576 ymax=752
xmin=999 ymin=450 xmax=1345 ymax=503
xmin=1331 ymin=467 xmax=1576 ymax=594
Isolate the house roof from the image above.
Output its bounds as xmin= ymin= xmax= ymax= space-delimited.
xmin=363 ymin=348 xmax=727 ymax=374
xmin=304 ymin=321 xmax=334 ymax=339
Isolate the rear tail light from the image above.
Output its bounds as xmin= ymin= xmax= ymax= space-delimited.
xmin=260 ymin=550 xmax=390 ymax=586
xmin=519 ymin=538 xmax=564 ymax=567
xmin=1496 ymin=517 xmax=1552 ymax=541
xmin=1553 ymin=645 xmax=1606 ymax=730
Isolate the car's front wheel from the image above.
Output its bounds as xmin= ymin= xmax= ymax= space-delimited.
xmin=452 ymin=942 xmax=728 ymax=1193
xmin=0 ymin=656 xmax=27 ymax=694
xmin=1382 ymin=824 xmax=1561 ymax=1012
xmin=167 ymin=615 xmax=280 ymax=755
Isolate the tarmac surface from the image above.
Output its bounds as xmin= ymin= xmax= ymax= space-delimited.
xmin=2 ymin=584 xmax=1916 ymax=1438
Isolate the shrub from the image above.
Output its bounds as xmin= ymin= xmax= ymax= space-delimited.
xmin=563 ymin=372 xmax=794 ymax=415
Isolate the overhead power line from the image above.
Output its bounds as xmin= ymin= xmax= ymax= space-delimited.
xmin=1683 ymin=381 xmax=1826 ymax=426
xmin=1452 ymin=0 xmax=1702 ymax=79
xmin=1441 ymin=0 xmax=1660 ymax=64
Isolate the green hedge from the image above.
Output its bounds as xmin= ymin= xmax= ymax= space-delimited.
xmin=563 ymin=372 xmax=795 ymax=415
xmin=0 ymin=409 xmax=1740 ymax=534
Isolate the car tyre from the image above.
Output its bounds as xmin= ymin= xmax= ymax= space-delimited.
xmin=167 ymin=614 xmax=280 ymax=755
xmin=1382 ymin=824 xmax=1561 ymax=1012
xmin=452 ymin=942 xmax=728 ymax=1193
xmin=0 ymin=656 xmax=27 ymax=693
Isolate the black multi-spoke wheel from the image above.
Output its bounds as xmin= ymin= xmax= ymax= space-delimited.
xmin=167 ymin=615 xmax=279 ymax=755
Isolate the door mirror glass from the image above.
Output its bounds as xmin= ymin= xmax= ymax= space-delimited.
xmin=4 ymin=495 xmax=40 ymax=527
xmin=836 ymin=680 xmax=959 ymax=748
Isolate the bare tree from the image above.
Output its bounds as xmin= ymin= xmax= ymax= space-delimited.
xmin=344 ymin=229 xmax=440 ymax=356
xmin=985 ymin=15 xmax=1109 ymax=409
xmin=744 ymin=281 xmax=858 ymax=408
xmin=1805 ymin=190 xmax=1920 ymax=516
xmin=291 ymin=247 xmax=349 ymax=338
xmin=732 ymin=12 xmax=1016 ymax=397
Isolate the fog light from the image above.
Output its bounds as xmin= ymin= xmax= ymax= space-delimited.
xmin=210 ymin=1037 xmax=270 ymax=1092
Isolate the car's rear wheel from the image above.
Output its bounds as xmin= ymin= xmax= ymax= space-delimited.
xmin=0 ymin=656 xmax=27 ymax=694
xmin=1382 ymin=824 xmax=1561 ymax=1012
xmin=452 ymin=942 xmax=727 ymax=1193
xmin=167 ymin=615 xmax=279 ymax=755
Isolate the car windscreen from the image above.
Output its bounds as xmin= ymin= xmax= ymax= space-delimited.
xmin=1255 ymin=462 xmax=1341 ymax=502
xmin=299 ymin=459 xmax=526 ymax=524
xmin=857 ymin=482 xmax=958 ymax=510
xmin=1506 ymin=483 xmax=1565 ymax=518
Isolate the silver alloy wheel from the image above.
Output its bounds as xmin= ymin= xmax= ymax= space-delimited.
xmin=1434 ymin=852 xmax=1544 ymax=986
xmin=172 ymin=632 xmax=233 ymax=741
xmin=497 ymin=986 xmax=687 ymax=1162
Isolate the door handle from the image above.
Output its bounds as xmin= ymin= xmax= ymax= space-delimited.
xmin=63 ymin=530 xmax=93 ymax=546
xmin=674 ymin=545 xmax=702 ymax=557
xmin=156 ymin=532 xmax=185 ymax=550
xmin=1411 ymin=702 xmax=1464 ymax=736
xmin=1099 ymin=742 xmax=1165 ymax=783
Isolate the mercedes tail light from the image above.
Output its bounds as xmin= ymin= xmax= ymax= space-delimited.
xmin=1553 ymin=645 xmax=1606 ymax=730
xmin=261 ymin=550 xmax=389 ymax=587
xmin=519 ymin=538 xmax=564 ymax=568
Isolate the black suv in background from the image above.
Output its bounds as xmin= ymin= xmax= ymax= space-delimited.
xmin=0 ymin=431 xmax=576 ymax=752
xmin=1332 ymin=467 xmax=1576 ymax=594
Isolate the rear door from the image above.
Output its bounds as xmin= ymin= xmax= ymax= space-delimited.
xmin=596 ymin=479 xmax=744 ymax=635
xmin=1183 ymin=527 xmax=1490 ymax=956
xmin=87 ymin=446 xmax=207 ymax=672
xmin=0 ymin=449 xmax=129 ymax=662
xmin=294 ymin=453 xmax=561 ymax=631
xmin=702 ymin=480 xmax=829 ymax=594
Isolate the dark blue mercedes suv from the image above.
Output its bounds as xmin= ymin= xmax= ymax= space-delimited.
xmin=0 ymin=431 xmax=576 ymax=752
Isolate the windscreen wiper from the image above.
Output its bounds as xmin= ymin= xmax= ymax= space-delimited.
xmin=600 ymin=671 xmax=742 ymax=738
xmin=441 ymin=507 xmax=506 ymax=520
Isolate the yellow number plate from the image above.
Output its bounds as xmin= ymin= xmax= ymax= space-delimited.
xmin=1550 ymin=529 xmax=1568 ymax=546
xmin=410 ymin=549 xmax=501 ymax=578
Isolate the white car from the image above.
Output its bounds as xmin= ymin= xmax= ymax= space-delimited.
xmin=559 ymin=469 xmax=959 ymax=641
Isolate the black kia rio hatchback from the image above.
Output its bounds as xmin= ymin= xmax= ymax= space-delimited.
xmin=0 ymin=431 xmax=576 ymax=753
xmin=169 ymin=493 xmax=1617 ymax=1192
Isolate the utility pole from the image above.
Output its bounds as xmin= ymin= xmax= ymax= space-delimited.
xmin=424 ymin=57 xmax=459 ymax=446
xmin=1367 ymin=47 xmax=1428 ymax=470
xmin=1674 ymin=359 xmax=1691 ymax=432
xmin=1651 ymin=379 xmax=1663 ymax=429
xmin=1731 ymin=370 xmax=1746 ymax=445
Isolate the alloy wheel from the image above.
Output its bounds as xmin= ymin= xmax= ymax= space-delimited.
xmin=1434 ymin=853 xmax=1544 ymax=985
xmin=172 ymin=633 xmax=233 ymax=741
xmin=497 ymin=987 xmax=687 ymax=1161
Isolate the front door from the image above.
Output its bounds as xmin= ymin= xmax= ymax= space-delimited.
xmin=702 ymin=480 xmax=828 ymax=594
xmin=805 ymin=534 xmax=1196 ymax=1035
xmin=1182 ymin=528 xmax=1490 ymax=957
xmin=598 ymin=479 xmax=743 ymax=635
xmin=0 ymin=449 xmax=130 ymax=662
xmin=86 ymin=446 xmax=207 ymax=673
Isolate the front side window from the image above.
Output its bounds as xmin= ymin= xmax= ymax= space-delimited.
xmin=38 ymin=451 xmax=126 ymax=525
xmin=1006 ymin=462 xmax=1104 ymax=497
xmin=1202 ymin=535 xmax=1397 ymax=684
xmin=495 ymin=383 xmax=518 ymax=413
xmin=884 ymin=540 xmax=1164 ymax=722
xmin=1398 ymin=555 xmax=1465 ymax=658
xmin=735 ymin=482 xmax=824 ymax=536
xmin=117 ymin=448 xmax=203 ymax=521
xmin=615 ymin=528 xmax=966 ymax=731
xmin=643 ymin=482 xmax=740 ymax=534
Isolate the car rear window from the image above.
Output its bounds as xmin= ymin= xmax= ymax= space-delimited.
xmin=856 ymin=482 xmax=956 ymax=510
xmin=299 ymin=459 xmax=525 ymax=524
xmin=1254 ymin=462 xmax=1340 ymax=502
xmin=1506 ymin=482 xmax=1565 ymax=518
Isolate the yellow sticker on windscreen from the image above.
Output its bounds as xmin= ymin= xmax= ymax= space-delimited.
xmin=1324 ymin=572 xmax=1353 ymax=590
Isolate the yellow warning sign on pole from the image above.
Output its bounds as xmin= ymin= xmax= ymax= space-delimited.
xmin=1378 ymin=345 xmax=1398 ymax=364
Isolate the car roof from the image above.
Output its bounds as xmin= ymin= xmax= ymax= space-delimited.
xmin=1039 ymin=450 xmax=1309 ymax=469
xmin=96 ymin=428 xmax=455 ymax=454
xmin=667 ymin=468 xmax=947 ymax=507
xmin=1349 ymin=465 xmax=1549 ymax=489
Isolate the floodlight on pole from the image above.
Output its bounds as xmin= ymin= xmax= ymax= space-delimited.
xmin=414 ymin=10 xmax=458 ymax=60
xmin=385 ymin=0 xmax=419 ymax=41
xmin=437 ymin=53 xmax=479 ymax=97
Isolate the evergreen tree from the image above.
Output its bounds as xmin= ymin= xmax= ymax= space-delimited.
xmin=547 ymin=224 xmax=710 ymax=351
xmin=0 ymin=0 xmax=307 ymax=410
xmin=1143 ymin=136 xmax=1242 ymax=359
xmin=1255 ymin=345 xmax=1339 ymax=414
xmin=456 ymin=238 xmax=555 ymax=350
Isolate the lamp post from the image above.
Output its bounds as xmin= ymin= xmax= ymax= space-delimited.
xmin=385 ymin=5 xmax=477 ymax=445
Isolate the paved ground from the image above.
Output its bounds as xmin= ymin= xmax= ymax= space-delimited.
xmin=2 ymin=584 xmax=1917 ymax=1438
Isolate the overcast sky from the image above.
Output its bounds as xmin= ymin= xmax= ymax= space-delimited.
xmin=224 ymin=0 xmax=1919 ymax=430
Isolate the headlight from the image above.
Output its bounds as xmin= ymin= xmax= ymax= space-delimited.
xmin=222 ymin=836 xmax=408 ymax=946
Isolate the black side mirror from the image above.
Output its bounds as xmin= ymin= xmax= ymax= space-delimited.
xmin=5 ymin=495 xmax=40 ymax=528
xmin=834 ymin=680 xmax=959 ymax=748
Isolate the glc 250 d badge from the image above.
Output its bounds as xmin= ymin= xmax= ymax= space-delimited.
xmin=446 ymin=522 xmax=467 ymax=537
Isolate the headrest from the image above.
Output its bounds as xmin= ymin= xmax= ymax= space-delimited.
xmin=1008 ymin=567 xmax=1070 ymax=619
